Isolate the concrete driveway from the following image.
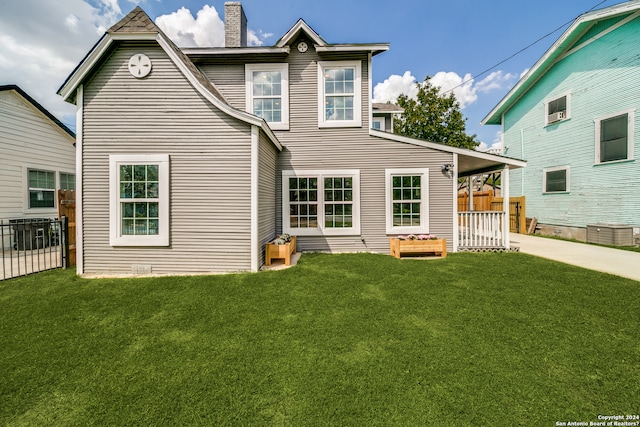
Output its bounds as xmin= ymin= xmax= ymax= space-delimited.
xmin=510 ymin=233 xmax=640 ymax=282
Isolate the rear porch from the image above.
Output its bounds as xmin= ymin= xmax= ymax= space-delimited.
xmin=453 ymin=149 xmax=526 ymax=252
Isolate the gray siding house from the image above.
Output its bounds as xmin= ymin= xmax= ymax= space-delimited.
xmin=59 ymin=4 xmax=524 ymax=276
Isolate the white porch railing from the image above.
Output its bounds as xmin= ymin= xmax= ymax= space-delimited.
xmin=458 ymin=211 xmax=505 ymax=249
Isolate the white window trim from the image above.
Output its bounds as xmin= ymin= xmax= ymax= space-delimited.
xmin=594 ymin=108 xmax=635 ymax=165
xmin=282 ymin=169 xmax=361 ymax=236
xmin=317 ymin=60 xmax=362 ymax=128
xmin=385 ymin=168 xmax=430 ymax=235
xmin=245 ymin=63 xmax=289 ymax=130
xmin=23 ymin=166 xmax=59 ymax=212
xmin=372 ymin=116 xmax=385 ymax=131
xmin=544 ymin=91 xmax=571 ymax=126
xmin=109 ymin=154 xmax=170 ymax=246
xmin=542 ymin=165 xmax=570 ymax=194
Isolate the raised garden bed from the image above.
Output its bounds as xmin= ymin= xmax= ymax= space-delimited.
xmin=390 ymin=237 xmax=446 ymax=259
xmin=265 ymin=235 xmax=296 ymax=266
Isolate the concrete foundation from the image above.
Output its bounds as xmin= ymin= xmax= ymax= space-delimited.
xmin=535 ymin=224 xmax=587 ymax=242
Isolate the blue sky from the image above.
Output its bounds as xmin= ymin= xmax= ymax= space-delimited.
xmin=1 ymin=0 xmax=619 ymax=150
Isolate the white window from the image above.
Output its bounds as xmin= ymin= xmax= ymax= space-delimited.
xmin=372 ymin=117 xmax=385 ymax=131
xmin=60 ymin=173 xmax=75 ymax=190
xmin=543 ymin=166 xmax=570 ymax=194
xmin=318 ymin=61 xmax=362 ymax=128
xmin=595 ymin=109 xmax=635 ymax=164
xmin=28 ymin=169 xmax=56 ymax=208
xmin=385 ymin=168 xmax=429 ymax=234
xmin=282 ymin=170 xmax=360 ymax=236
xmin=246 ymin=64 xmax=289 ymax=130
xmin=545 ymin=93 xmax=570 ymax=125
xmin=109 ymin=154 xmax=169 ymax=246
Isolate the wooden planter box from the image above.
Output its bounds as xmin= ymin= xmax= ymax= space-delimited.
xmin=390 ymin=238 xmax=446 ymax=259
xmin=265 ymin=236 xmax=297 ymax=266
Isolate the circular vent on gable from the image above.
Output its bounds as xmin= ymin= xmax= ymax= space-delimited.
xmin=128 ymin=54 xmax=152 ymax=78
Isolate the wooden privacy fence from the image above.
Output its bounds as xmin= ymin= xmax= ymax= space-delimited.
xmin=458 ymin=191 xmax=526 ymax=234
xmin=58 ymin=190 xmax=76 ymax=266
xmin=491 ymin=196 xmax=526 ymax=234
xmin=458 ymin=189 xmax=494 ymax=212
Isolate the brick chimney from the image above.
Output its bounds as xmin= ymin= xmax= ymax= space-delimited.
xmin=224 ymin=2 xmax=247 ymax=47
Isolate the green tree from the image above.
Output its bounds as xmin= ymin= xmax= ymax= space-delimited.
xmin=394 ymin=76 xmax=479 ymax=150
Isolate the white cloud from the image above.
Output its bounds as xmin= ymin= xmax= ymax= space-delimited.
xmin=0 ymin=0 xmax=124 ymax=129
xmin=431 ymin=70 xmax=516 ymax=109
xmin=374 ymin=69 xmax=517 ymax=110
xmin=372 ymin=71 xmax=419 ymax=103
xmin=156 ymin=5 xmax=272 ymax=47
xmin=156 ymin=5 xmax=225 ymax=47
xmin=476 ymin=130 xmax=504 ymax=153
xmin=431 ymin=71 xmax=476 ymax=108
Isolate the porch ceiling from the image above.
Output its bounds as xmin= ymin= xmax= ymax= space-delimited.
xmin=457 ymin=153 xmax=525 ymax=177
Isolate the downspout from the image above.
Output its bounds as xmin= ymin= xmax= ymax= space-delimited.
xmin=368 ymin=53 xmax=372 ymax=131
xmin=520 ymin=128 xmax=525 ymax=195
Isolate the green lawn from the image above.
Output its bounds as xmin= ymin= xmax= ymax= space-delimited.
xmin=1 ymin=253 xmax=638 ymax=426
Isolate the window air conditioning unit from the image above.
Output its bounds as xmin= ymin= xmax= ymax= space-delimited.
xmin=547 ymin=111 xmax=565 ymax=123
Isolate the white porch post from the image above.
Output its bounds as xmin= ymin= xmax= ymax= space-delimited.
xmin=452 ymin=153 xmax=459 ymax=252
xmin=468 ymin=176 xmax=474 ymax=211
xmin=502 ymin=165 xmax=510 ymax=249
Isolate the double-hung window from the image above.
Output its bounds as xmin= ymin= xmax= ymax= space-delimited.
xmin=543 ymin=166 xmax=570 ymax=194
xmin=28 ymin=169 xmax=56 ymax=208
xmin=283 ymin=170 xmax=360 ymax=236
xmin=595 ymin=110 xmax=634 ymax=164
xmin=385 ymin=168 xmax=429 ymax=234
xmin=318 ymin=61 xmax=361 ymax=127
xmin=109 ymin=154 xmax=169 ymax=246
xmin=246 ymin=64 xmax=289 ymax=130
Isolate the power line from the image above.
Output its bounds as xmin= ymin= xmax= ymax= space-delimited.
xmin=441 ymin=0 xmax=610 ymax=95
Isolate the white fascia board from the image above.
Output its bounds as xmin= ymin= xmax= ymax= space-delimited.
xmin=183 ymin=46 xmax=291 ymax=55
xmin=369 ymin=129 xmax=526 ymax=168
xmin=57 ymin=33 xmax=157 ymax=102
xmin=315 ymin=44 xmax=389 ymax=55
xmin=156 ymin=35 xmax=283 ymax=152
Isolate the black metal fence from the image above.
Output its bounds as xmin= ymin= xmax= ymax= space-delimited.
xmin=0 ymin=217 xmax=69 ymax=280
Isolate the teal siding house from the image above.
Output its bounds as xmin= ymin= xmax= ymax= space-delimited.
xmin=483 ymin=1 xmax=640 ymax=241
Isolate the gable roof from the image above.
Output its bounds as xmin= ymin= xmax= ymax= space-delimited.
xmin=57 ymin=6 xmax=282 ymax=151
xmin=1 ymin=84 xmax=75 ymax=140
xmin=277 ymin=18 xmax=388 ymax=56
xmin=482 ymin=0 xmax=640 ymax=125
